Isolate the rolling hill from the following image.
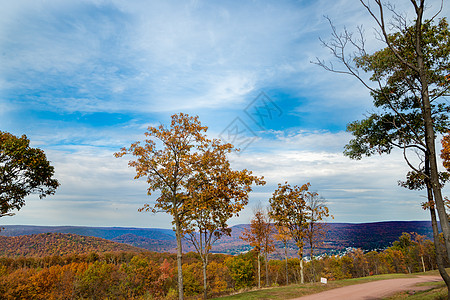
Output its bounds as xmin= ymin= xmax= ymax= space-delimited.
xmin=0 ymin=232 xmax=146 ymax=257
xmin=0 ymin=221 xmax=435 ymax=257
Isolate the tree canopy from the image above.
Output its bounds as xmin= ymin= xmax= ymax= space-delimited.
xmin=316 ymin=1 xmax=450 ymax=294
xmin=0 ymin=131 xmax=59 ymax=218
xmin=269 ymin=182 xmax=310 ymax=284
xmin=344 ymin=17 xmax=450 ymax=162
xmin=115 ymin=113 xmax=264 ymax=300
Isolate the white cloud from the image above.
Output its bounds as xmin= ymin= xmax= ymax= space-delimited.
xmin=228 ymin=129 xmax=437 ymax=224
xmin=1 ymin=0 xmax=448 ymax=228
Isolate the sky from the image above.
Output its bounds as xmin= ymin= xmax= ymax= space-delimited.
xmin=1 ymin=0 xmax=449 ymax=229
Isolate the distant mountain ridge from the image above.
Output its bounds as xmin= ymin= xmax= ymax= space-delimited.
xmin=0 ymin=225 xmax=175 ymax=240
xmin=0 ymin=221 xmax=435 ymax=256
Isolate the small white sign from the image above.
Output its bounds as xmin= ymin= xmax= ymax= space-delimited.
xmin=320 ymin=277 xmax=327 ymax=284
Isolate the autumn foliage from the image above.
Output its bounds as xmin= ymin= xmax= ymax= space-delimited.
xmin=0 ymin=233 xmax=145 ymax=257
xmin=115 ymin=113 xmax=264 ymax=300
xmin=0 ymin=231 xmax=441 ymax=299
xmin=442 ymin=132 xmax=450 ymax=171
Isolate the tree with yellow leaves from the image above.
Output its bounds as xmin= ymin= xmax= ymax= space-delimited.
xmin=240 ymin=207 xmax=274 ymax=289
xmin=305 ymin=191 xmax=332 ymax=282
xmin=184 ymin=139 xmax=264 ymax=299
xmin=442 ymin=133 xmax=450 ymax=172
xmin=115 ymin=113 xmax=208 ymax=300
xmin=273 ymin=225 xmax=291 ymax=285
xmin=269 ymin=182 xmax=310 ymax=284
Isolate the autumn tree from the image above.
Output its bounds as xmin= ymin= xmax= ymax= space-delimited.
xmin=240 ymin=207 xmax=274 ymax=288
xmin=183 ymin=139 xmax=265 ymax=299
xmin=115 ymin=113 xmax=210 ymax=300
xmin=261 ymin=210 xmax=275 ymax=287
xmin=269 ymin=182 xmax=310 ymax=284
xmin=413 ymin=233 xmax=428 ymax=273
xmin=0 ymin=131 xmax=59 ymax=218
xmin=274 ymin=225 xmax=291 ymax=285
xmin=305 ymin=192 xmax=332 ymax=282
xmin=315 ymin=1 xmax=450 ymax=294
xmin=442 ymin=132 xmax=450 ymax=172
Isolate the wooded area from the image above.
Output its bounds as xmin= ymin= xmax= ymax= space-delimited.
xmin=0 ymin=232 xmax=440 ymax=299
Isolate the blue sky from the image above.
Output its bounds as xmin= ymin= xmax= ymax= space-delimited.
xmin=1 ymin=0 xmax=449 ymax=228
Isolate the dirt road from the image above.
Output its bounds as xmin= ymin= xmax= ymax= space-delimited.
xmin=292 ymin=275 xmax=443 ymax=300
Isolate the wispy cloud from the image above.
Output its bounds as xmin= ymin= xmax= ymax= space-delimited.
xmin=1 ymin=0 xmax=447 ymax=227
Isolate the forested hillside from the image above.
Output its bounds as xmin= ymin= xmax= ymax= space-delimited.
xmin=0 ymin=232 xmax=440 ymax=299
xmin=0 ymin=221 xmax=434 ymax=256
xmin=0 ymin=233 xmax=146 ymax=257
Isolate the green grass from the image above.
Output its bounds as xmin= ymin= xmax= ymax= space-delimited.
xmin=384 ymin=279 xmax=447 ymax=300
xmin=383 ymin=269 xmax=450 ymax=300
xmin=212 ymin=271 xmax=447 ymax=300
xmin=384 ymin=285 xmax=447 ymax=300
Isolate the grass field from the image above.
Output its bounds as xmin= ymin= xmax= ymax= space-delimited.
xmin=212 ymin=270 xmax=447 ymax=300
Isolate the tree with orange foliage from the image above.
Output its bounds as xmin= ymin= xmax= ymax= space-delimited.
xmin=305 ymin=192 xmax=332 ymax=282
xmin=269 ymin=182 xmax=310 ymax=284
xmin=240 ymin=207 xmax=274 ymax=288
xmin=274 ymin=225 xmax=292 ymax=285
xmin=115 ymin=113 xmax=210 ymax=300
xmin=442 ymin=133 xmax=450 ymax=172
xmin=183 ymin=139 xmax=264 ymax=299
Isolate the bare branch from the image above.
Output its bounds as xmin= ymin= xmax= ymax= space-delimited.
xmin=359 ymin=0 xmax=419 ymax=72
xmin=429 ymin=0 xmax=444 ymax=22
xmin=403 ymin=145 xmax=425 ymax=175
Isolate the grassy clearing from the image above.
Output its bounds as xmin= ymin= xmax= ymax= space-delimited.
xmin=212 ymin=273 xmax=422 ymax=300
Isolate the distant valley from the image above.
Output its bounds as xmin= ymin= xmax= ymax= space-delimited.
xmin=0 ymin=221 xmax=435 ymax=257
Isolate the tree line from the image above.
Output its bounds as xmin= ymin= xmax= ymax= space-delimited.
xmin=0 ymin=231 xmax=441 ymax=300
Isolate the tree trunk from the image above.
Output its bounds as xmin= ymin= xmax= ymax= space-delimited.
xmin=299 ymin=255 xmax=304 ymax=284
xmin=175 ymin=216 xmax=184 ymax=300
xmin=310 ymin=240 xmax=316 ymax=282
xmin=202 ymin=256 xmax=208 ymax=300
xmin=414 ymin=12 xmax=450 ymax=298
xmin=414 ymin=10 xmax=450 ymax=264
xmin=424 ymin=96 xmax=450 ymax=262
xmin=427 ymin=180 xmax=450 ymax=295
xmin=421 ymin=255 xmax=426 ymax=273
xmin=284 ymin=243 xmax=289 ymax=285
xmin=257 ymin=252 xmax=261 ymax=289
xmin=265 ymin=251 xmax=269 ymax=287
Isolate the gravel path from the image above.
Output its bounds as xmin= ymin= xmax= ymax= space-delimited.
xmin=291 ymin=275 xmax=443 ymax=300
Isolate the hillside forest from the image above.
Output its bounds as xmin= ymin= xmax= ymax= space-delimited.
xmin=0 ymin=231 xmax=441 ymax=300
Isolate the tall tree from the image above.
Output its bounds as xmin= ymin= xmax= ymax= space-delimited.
xmin=183 ymin=139 xmax=265 ymax=299
xmin=0 ymin=131 xmax=59 ymax=218
xmin=413 ymin=233 xmax=428 ymax=273
xmin=305 ymin=192 xmax=332 ymax=282
xmin=315 ymin=1 xmax=450 ymax=294
xmin=269 ymin=182 xmax=310 ymax=284
xmin=115 ymin=113 xmax=209 ymax=300
xmin=261 ymin=210 xmax=275 ymax=287
xmin=273 ymin=225 xmax=292 ymax=285
xmin=240 ymin=207 xmax=273 ymax=289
